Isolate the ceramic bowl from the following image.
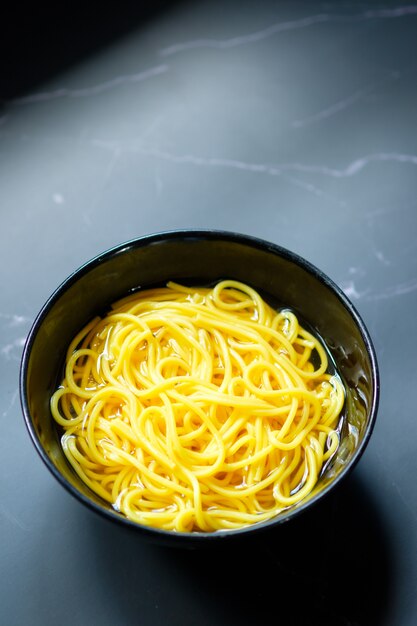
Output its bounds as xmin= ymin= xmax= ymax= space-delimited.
xmin=20 ymin=230 xmax=379 ymax=546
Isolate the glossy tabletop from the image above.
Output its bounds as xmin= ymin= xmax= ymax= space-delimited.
xmin=1 ymin=2 xmax=416 ymax=625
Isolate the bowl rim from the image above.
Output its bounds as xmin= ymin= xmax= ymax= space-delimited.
xmin=20 ymin=228 xmax=380 ymax=543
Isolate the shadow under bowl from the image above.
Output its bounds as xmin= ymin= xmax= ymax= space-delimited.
xmin=20 ymin=230 xmax=379 ymax=547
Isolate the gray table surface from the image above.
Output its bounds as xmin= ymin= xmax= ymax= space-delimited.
xmin=1 ymin=2 xmax=417 ymax=625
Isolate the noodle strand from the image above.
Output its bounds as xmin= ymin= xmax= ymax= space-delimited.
xmin=51 ymin=280 xmax=345 ymax=532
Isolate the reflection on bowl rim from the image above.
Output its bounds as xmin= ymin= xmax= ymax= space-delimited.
xmin=19 ymin=229 xmax=380 ymax=543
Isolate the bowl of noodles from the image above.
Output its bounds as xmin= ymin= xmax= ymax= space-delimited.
xmin=20 ymin=230 xmax=379 ymax=545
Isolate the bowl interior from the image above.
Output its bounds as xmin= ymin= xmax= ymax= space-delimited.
xmin=21 ymin=231 xmax=378 ymax=543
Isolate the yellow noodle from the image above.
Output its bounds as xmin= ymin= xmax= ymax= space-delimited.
xmin=51 ymin=280 xmax=345 ymax=532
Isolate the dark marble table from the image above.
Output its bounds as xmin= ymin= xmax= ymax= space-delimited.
xmin=1 ymin=2 xmax=416 ymax=625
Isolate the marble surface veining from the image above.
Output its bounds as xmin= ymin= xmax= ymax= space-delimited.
xmin=1 ymin=2 xmax=417 ymax=625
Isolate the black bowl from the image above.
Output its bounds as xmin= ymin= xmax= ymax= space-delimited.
xmin=20 ymin=230 xmax=379 ymax=547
